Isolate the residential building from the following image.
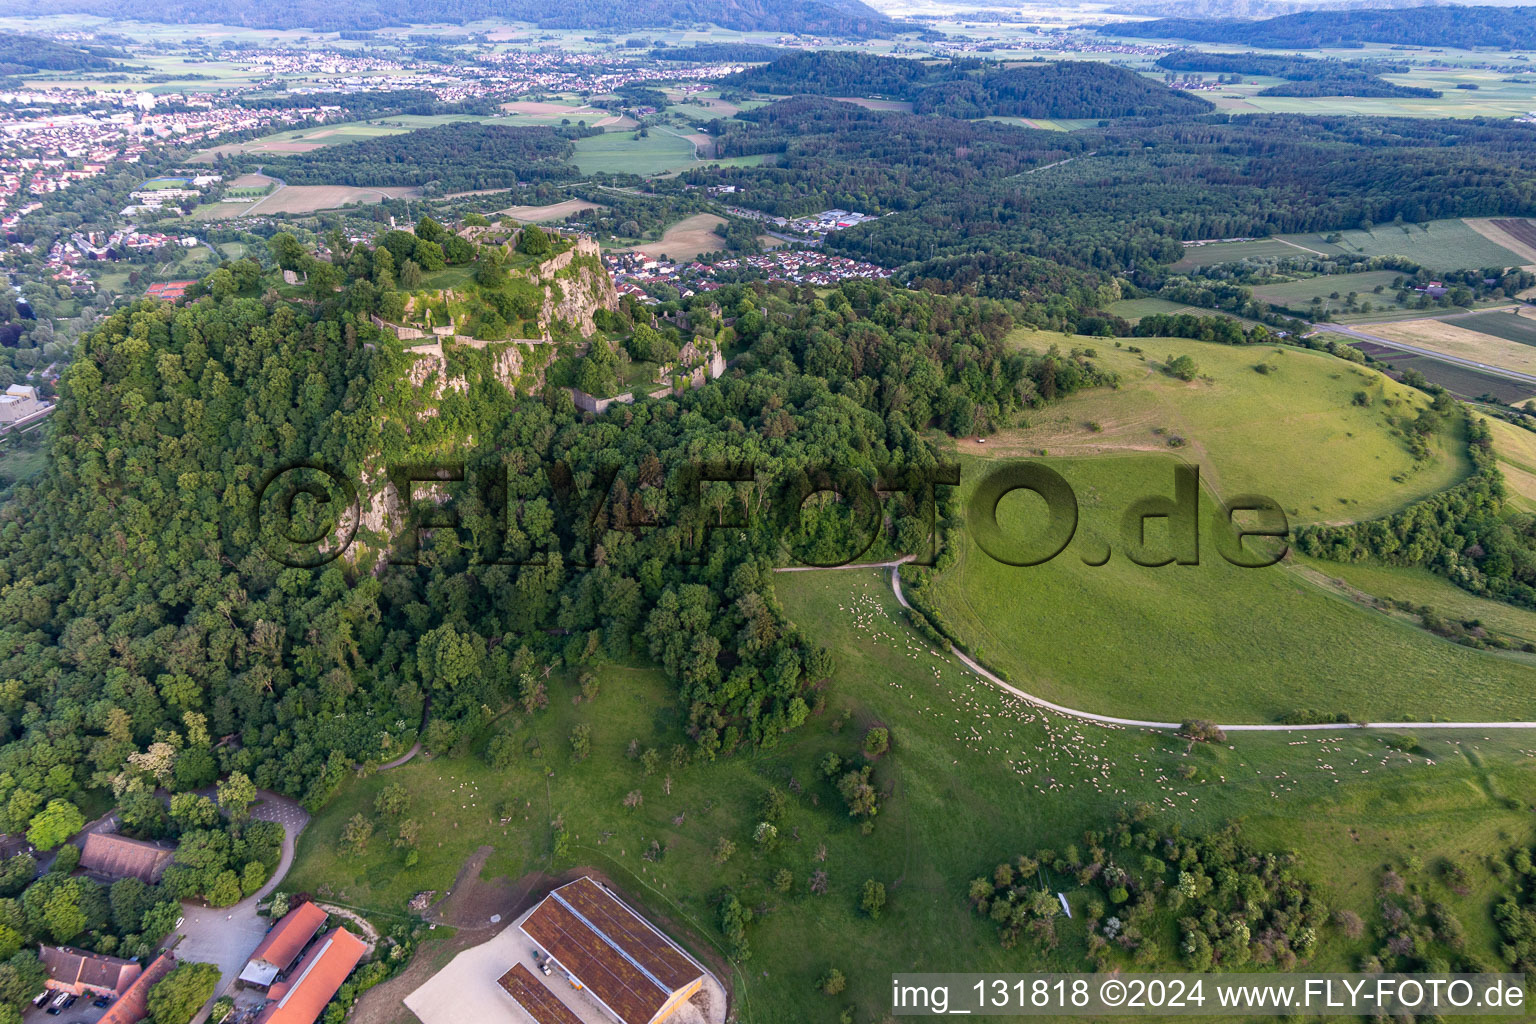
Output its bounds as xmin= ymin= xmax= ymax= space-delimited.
xmin=79 ymin=832 xmax=175 ymax=884
xmin=39 ymin=945 xmax=141 ymax=998
xmin=240 ymin=902 xmax=330 ymax=988
xmin=99 ymin=953 xmax=176 ymax=1024
xmin=255 ymin=926 xmax=367 ymax=1024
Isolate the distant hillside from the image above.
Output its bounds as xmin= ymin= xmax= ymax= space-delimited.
xmin=913 ymin=61 xmax=1213 ymax=118
xmin=0 ymin=31 xmax=121 ymax=74
xmin=6 ymin=0 xmax=908 ymax=36
xmin=727 ymin=51 xmax=1210 ymax=119
xmin=1108 ymin=5 xmax=1536 ymax=48
xmin=1155 ymin=49 xmax=1441 ymax=98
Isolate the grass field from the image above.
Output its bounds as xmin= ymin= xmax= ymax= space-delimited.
xmin=1487 ymin=415 xmax=1536 ymax=510
xmin=985 ymin=333 xmax=1469 ymax=523
xmin=1279 ymin=219 xmax=1526 ymax=272
xmin=1249 ymin=269 xmax=1405 ymax=313
xmin=287 ymin=568 xmax=1536 ymax=1024
xmin=1294 ymin=554 xmax=1536 ymax=648
xmin=1171 ymin=238 xmax=1304 ymax=268
xmin=919 ymin=452 xmax=1536 ymax=723
xmin=572 ymin=130 xmax=701 ymax=176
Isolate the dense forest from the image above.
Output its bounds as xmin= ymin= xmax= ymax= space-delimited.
xmin=0 ymin=31 xmax=121 ymax=74
xmin=1111 ymin=5 xmax=1536 ymax=48
xmin=911 ymin=61 xmax=1213 ymax=118
xmin=1154 ymin=50 xmax=1440 ymax=98
xmin=726 ymin=51 xmax=1206 ymax=119
xmin=0 ymin=240 xmax=1114 ymax=876
xmin=235 ymin=89 xmax=502 ymax=118
xmin=650 ymin=43 xmax=797 ymax=62
xmin=220 ymin=123 xmax=593 ymax=191
xmin=697 ymin=102 xmax=1536 ymax=274
xmin=3 ymin=0 xmax=909 ymax=35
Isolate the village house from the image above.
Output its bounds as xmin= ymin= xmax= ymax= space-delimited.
xmin=78 ymin=832 xmax=175 ymax=884
xmin=98 ymin=952 xmax=176 ymax=1024
xmin=255 ymin=926 xmax=368 ymax=1024
xmin=240 ymin=901 xmax=330 ymax=988
xmin=39 ymin=945 xmax=141 ymax=999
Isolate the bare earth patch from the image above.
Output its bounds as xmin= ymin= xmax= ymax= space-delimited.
xmin=496 ymin=198 xmax=602 ymax=222
xmin=250 ymin=185 xmax=418 ymax=214
xmin=628 ymin=213 xmax=727 ymax=261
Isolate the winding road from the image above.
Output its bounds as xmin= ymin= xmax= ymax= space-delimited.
xmin=775 ymin=559 xmax=1536 ymax=732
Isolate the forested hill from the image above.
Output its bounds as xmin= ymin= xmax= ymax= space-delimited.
xmin=0 ymin=233 xmax=1117 ymax=824
xmin=0 ymin=31 xmax=121 ymax=74
xmin=726 ymin=51 xmax=1209 ymax=119
xmin=1108 ymin=5 xmax=1536 ymax=48
xmin=2 ymin=0 xmax=907 ymax=35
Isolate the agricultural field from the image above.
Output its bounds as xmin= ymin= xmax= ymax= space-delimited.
xmin=1279 ymin=219 xmax=1526 ymax=272
xmin=286 ymin=569 xmax=1536 ymax=1024
xmin=1249 ymin=269 xmax=1404 ymax=314
xmin=1170 ymin=237 xmax=1309 ymax=268
xmin=917 ymin=452 xmax=1536 ymax=724
xmin=1487 ymin=415 xmax=1536 ymax=510
xmin=496 ymin=199 xmax=604 ymax=222
xmin=193 ymin=120 xmax=413 ymax=161
xmin=987 ymin=333 xmax=1470 ymax=523
xmin=1348 ymin=341 xmax=1536 ymax=403
xmin=626 ymin=213 xmax=728 ymax=260
xmin=572 ymin=129 xmax=703 ymax=175
xmin=1453 ymin=310 xmax=1536 ymax=346
xmin=1349 ymin=314 xmax=1536 ymax=377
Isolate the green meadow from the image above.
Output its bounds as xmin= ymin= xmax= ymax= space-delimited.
xmin=1280 ymin=219 xmax=1525 ymax=272
xmin=572 ymin=129 xmax=703 ymax=175
xmin=917 ymin=452 xmax=1536 ymax=724
xmin=994 ymin=334 xmax=1470 ymax=523
xmin=287 ymin=570 xmax=1536 ymax=1024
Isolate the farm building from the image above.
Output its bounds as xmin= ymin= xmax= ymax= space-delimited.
xmin=515 ymin=876 xmax=706 ymax=1024
xmin=39 ymin=945 xmax=141 ymax=998
xmin=255 ymin=926 xmax=367 ymax=1024
xmin=98 ymin=952 xmax=176 ymax=1024
xmin=498 ymin=964 xmax=585 ymax=1024
xmin=240 ymin=901 xmax=330 ymax=988
xmin=79 ymin=832 xmax=174 ymax=884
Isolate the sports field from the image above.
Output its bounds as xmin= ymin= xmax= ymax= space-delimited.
xmin=985 ymin=333 xmax=1469 ymax=523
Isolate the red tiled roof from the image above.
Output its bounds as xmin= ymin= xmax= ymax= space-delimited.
xmin=80 ymin=833 xmax=174 ymax=884
xmin=496 ymin=963 xmax=584 ymax=1024
xmin=40 ymin=946 xmax=141 ymax=995
xmin=98 ymin=953 xmax=175 ymax=1024
xmin=256 ymin=927 xmax=367 ymax=1024
xmin=520 ymin=878 xmax=703 ymax=1024
xmin=246 ymin=902 xmax=328 ymax=978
